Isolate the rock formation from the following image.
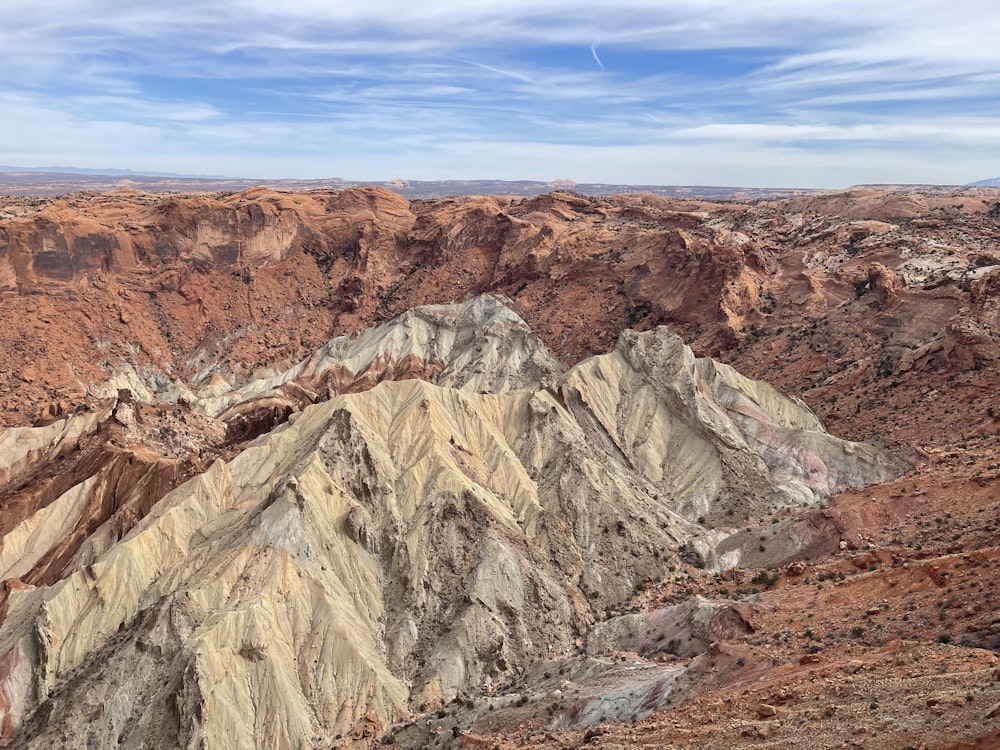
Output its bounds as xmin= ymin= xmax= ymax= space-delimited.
xmin=0 ymin=186 xmax=997 ymax=749
xmin=0 ymin=297 xmax=906 ymax=748
xmin=1 ymin=185 xmax=997 ymax=444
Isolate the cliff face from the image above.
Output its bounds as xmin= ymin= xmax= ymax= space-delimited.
xmin=0 ymin=297 xmax=907 ymax=749
xmin=3 ymin=186 xmax=997 ymax=442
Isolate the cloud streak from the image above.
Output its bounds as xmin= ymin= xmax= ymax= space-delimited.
xmin=590 ymin=42 xmax=605 ymax=71
xmin=1 ymin=1 xmax=999 ymax=185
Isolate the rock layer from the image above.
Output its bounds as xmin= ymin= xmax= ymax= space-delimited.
xmin=2 ymin=185 xmax=998 ymax=447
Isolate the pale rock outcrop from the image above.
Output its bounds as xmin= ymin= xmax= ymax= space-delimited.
xmin=93 ymin=295 xmax=565 ymax=443
xmin=0 ymin=297 xmax=909 ymax=748
xmin=200 ymin=294 xmax=564 ymax=419
xmin=558 ymin=326 xmax=907 ymax=525
xmin=0 ymin=407 xmax=108 ymax=487
xmin=587 ymin=596 xmax=757 ymax=658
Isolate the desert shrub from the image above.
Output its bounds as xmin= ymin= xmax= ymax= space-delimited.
xmin=751 ymin=570 xmax=780 ymax=588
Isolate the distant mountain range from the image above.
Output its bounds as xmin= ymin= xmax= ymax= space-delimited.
xmin=0 ymin=165 xmax=225 ymax=178
xmin=3 ymin=165 xmax=995 ymax=200
xmin=0 ymin=166 xmax=823 ymax=200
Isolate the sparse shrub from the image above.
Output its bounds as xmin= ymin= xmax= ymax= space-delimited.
xmin=306 ymin=251 xmax=336 ymax=276
xmin=751 ymin=570 xmax=780 ymax=588
xmin=624 ymin=300 xmax=654 ymax=327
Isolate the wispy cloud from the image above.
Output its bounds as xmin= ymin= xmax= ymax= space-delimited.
xmin=1 ymin=1 xmax=999 ymax=185
xmin=590 ymin=42 xmax=605 ymax=71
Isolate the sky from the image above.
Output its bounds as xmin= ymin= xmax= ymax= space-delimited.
xmin=3 ymin=1 xmax=1000 ymax=187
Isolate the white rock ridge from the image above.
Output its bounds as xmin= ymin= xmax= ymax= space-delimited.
xmin=0 ymin=296 xmax=910 ymax=748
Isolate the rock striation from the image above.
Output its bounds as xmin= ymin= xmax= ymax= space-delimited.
xmin=199 ymin=294 xmax=565 ymax=440
xmin=0 ymin=297 xmax=907 ymax=748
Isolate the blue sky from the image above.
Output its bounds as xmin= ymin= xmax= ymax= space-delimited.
xmin=3 ymin=1 xmax=1000 ymax=187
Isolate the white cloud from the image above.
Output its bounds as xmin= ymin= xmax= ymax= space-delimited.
xmin=2 ymin=1 xmax=1000 ymax=183
xmin=670 ymin=120 xmax=1000 ymax=147
xmin=590 ymin=42 xmax=605 ymax=71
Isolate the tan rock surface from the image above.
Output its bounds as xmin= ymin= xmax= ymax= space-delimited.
xmin=0 ymin=300 xmax=903 ymax=748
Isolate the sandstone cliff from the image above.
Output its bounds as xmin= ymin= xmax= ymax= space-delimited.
xmin=2 ymin=185 xmax=997 ymax=447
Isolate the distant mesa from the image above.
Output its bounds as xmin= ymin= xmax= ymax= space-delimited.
xmin=968 ymin=177 xmax=1000 ymax=187
xmin=0 ymin=167 xmax=819 ymax=200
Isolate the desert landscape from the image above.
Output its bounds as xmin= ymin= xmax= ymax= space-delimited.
xmin=0 ymin=183 xmax=997 ymax=748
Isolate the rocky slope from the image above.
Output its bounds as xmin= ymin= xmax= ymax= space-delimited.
xmin=447 ymin=453 xmax=1000 ymax=750
xmin=0 ymin=297 xmax=906 ymax=748
xmin=2 ymin=185 xmax=998 ymax=443
xmin=0 ymin=186 xmax=998 ymax=748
